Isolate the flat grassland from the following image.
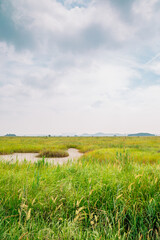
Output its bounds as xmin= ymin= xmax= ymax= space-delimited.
xmin=0 ymin=137 xmax=159 ymax=239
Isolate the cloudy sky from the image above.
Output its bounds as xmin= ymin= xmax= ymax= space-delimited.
xmin=0 ymin=0 xmax=160 ymax=135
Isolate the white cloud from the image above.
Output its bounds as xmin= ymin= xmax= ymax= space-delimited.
xmin=148 ymin=61 xmax=160 ymax=75
xmin=133 ymin=0 xmax=159 ymax=20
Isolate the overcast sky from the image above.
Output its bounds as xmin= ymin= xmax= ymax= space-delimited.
xmin=0 ymin=0 xmax=160 ymax=135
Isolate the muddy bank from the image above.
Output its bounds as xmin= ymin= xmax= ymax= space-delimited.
xmin=0 ymin=148 xmax=83 ymax=165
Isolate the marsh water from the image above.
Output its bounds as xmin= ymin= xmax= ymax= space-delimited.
xmin=0 ymin=148 xmax=83 ymax=165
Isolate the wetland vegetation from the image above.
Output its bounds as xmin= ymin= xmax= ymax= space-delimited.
xmin=37 ymin=150 xmax=69 ymax=158
xmin=0 ymin=136 xmax=159 ymax=239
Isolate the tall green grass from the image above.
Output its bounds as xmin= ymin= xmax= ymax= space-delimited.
xmin=0 ymin=151 xmax=159 ymax=239
xmin=0 ymin=137 xmax=160 ymax=239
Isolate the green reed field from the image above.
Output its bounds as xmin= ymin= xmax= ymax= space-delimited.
xmin=0 ymin=137 xmax=160 ymax=239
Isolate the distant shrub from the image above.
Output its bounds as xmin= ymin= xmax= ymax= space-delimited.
xmin=37 ymin=149 xmax=69 ymax=158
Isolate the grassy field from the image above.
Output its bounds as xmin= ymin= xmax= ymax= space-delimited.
xmin=0 ymin=136 xmax=160 ymax=154
xmin=0 ymin=137 xmax=160 ymax=239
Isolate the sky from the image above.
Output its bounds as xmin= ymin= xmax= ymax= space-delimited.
xmin=0 ymin=0 xmax=160 ymax=136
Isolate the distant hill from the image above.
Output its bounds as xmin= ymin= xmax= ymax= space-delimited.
xmin=81 ymin=132 xmax=156 ymax=137
xmin=5 ymin=134 xmax=16 ymax=137
xmin=128 ymin=133 xmax=155 ymax=137
xmin=81 ymin=133 xmax=125 ymax=137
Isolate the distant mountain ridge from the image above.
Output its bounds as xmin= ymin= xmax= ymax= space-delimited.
xmin=81 ymin=132 xmax=125 ymax=137
xmin=128 ymin=133 xmax=155 ymax=137
xmin=81 ymin=132 xmax=156 ymax=137
xmin=2 ymin=132 xmax=157 ymax=137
